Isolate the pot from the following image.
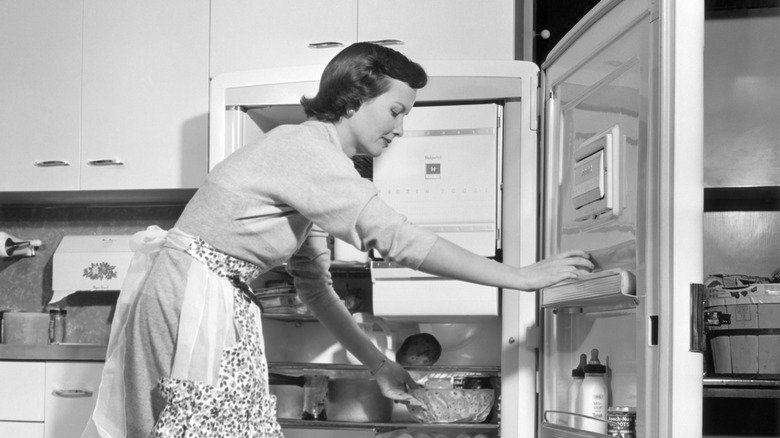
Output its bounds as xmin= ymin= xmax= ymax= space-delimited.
xmin=269 ymin=384 xmax=303 ymax=419
xmin=3 ymin=311 xmax=49 ymax=345
xmin=269 ymin=373 xmax=328 ymax=420
xmin=326 ymin=378 xmax=392 ymax=423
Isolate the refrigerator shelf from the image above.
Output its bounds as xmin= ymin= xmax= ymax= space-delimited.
xmin=540 ymin=421 xmax=610 ymax=437
xmin=269 ymin=362 xmax=500 ymax=376
xmin=277 ymin=418 xmax=498 ymax=435
xmin=703 ymin=376 xmax=780 ymax=398
xmin=540 ymin=269 xmax=637 ymax=310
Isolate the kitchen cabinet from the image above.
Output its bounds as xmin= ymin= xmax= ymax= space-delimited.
xmin=210 ymin=0 xmax=515 ymax=77
xmin=0 ymin=0 xmax=82 ymax=191
xmin=0 ymin=361 xmax=103 ymax=438
xmin=79 ymin=0 xmax=210 ymax=191
xmin=0 ymin=0 xmax=209 ymax=193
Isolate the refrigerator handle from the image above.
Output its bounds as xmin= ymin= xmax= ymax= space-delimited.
xmin=689 ymin=283 xmax=707 ymax=353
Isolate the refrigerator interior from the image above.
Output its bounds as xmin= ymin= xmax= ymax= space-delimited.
xmin=238 ymin=102 xmax=507 ymax=369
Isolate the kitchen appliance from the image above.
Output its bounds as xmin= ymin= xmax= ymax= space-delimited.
xmin=208 ymin=0 xmax=704 ymax=436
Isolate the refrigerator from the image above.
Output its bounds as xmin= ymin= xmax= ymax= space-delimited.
xmin=207 ymin=0 xmax=704 ymax=436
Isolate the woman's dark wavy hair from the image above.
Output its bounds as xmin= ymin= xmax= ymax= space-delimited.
xmin=301 ymin=42 xmax=427 ymax=122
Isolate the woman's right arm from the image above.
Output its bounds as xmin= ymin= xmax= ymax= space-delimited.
xmin=417 ymin=237 xmax=593 ymax=291
xmin=354 ymin=196 xmax=593 ymax=291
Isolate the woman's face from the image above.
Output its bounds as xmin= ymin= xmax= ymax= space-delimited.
xmin=336 ymin=78 xmax=417 ymax=158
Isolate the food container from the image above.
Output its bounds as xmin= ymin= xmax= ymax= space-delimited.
xmin=269 ymin=384 xmax=304 ymax=419
xmin=406 ymin=388 xmax=495 ymax=424
xmin=326 ymin=378 xmax=393 ymax=423
xmin=252 ymin=286 xmax=311 ymax=316
xmin=705 ymin=283 xmax=780 ymax=375
xmin=3 ymin=312 xmax=50 ymax=345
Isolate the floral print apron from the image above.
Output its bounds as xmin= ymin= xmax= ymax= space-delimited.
xmin=151 ymin=236 xmax=284 ymax=438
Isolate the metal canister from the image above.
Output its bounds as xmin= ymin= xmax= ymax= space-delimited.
xmin=607 ymin=406 xmax=636 ymax=437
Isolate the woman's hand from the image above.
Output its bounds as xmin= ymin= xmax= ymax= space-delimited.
xmin=515 ymin=249 xmax=594 ymax=290
xmin=373 ymin=359 xmax=426 ymax=408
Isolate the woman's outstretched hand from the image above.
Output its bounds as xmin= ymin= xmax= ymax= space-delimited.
xmin=515 ymin=249 xmax=594 ymax=291
xmin=373 ymin=359 xmax=426 ymax=408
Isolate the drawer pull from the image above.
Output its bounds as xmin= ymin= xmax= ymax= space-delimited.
xmin=364 ymin=39 xmax=404 ymax=46
xmin=86 ymin=159 xmax=124 ymax=166
xmin=53 ymin=389 xmax=94 ymax=398
xmin=308 ymin=41 xmax=345 ymax=49
xmin=34 ymin=160 xmax=71 ymax=167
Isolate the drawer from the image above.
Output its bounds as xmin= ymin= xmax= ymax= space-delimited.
xmin=45 ymin=361 xmax=104 ymax=438
xmin=0 ymin=362 xmax=46 ymax=421
xmin=0 ymin=420 xmax=44 ymax=437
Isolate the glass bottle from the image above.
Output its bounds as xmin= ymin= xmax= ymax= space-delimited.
xmin=48 ymin=308 xmax=67 ymax=344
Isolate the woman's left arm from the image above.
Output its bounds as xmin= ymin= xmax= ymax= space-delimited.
xmin=287 ymin=229 xmax=423 ymax=406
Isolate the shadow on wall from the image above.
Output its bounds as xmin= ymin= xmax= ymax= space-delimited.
xmin=0 ymin=203 xmax=185 ymax=344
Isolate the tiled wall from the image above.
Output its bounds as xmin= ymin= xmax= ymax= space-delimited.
xmin=0 ymin=203 xmax=184 ymax=344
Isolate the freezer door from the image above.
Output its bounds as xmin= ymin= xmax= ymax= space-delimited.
xmin=538 ymin=0 xmax=703 ymax=437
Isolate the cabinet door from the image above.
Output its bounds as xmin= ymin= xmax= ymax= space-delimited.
xmin=0 ymin=362 xmax=45 ymax=421
xmin=358 ymin=0 xmax=515 ymax=62
xmin=210 ymin=0 xmax=357 ymax=77
xmin=0 ymin=0 xmax=82 ymax=191
xmin=0 ymin=421 xmax=44 ymax=438
xmin=44 ymin=362 xmax=104 ymax=438
xmin=81 ymin=0 xmax=210 ymax=190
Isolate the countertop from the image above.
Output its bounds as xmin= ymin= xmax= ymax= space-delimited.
xmin=0 ymin=343 xmax=107 ymax=361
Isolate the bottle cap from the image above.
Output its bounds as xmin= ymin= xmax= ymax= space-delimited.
xmin=572 ymin=353 xmax=587 ymax=377
xmin=584 ymin=348 xmax=607 ymax=374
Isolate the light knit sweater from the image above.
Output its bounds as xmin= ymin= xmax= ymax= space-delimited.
xmin=176 ymin=119 xmax=438 ymax=311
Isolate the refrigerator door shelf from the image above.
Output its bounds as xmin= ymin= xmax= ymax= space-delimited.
xmin=540 ymin=268 xmax=637 ymax=310
xmin=542 ymin=410 xmax=611 ymax=437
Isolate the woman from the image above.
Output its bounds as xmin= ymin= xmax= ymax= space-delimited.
xmin=87 ymin=42 xmax=593 ymax=438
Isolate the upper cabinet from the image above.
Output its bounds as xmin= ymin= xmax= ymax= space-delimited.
xmin=0 ymin=0 xmax=83 ymax=191
xmin=210 ymin=1 xmax=357 ymax=77
xmin=210 ymin=0 xmax=516 ymax=77
xmin=357 ymin=0 xmax=515 ymax=62
xmin=0 ymin=0 xmax=210 ymax=194
xmin=80 ymin=0 xmax=210 ymax=191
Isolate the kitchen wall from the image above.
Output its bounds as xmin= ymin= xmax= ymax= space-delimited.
xmin=0 ymin=203 xmax=185 ymax=344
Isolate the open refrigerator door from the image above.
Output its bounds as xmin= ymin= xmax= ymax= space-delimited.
xmin=533 ymin=0 xmax=704 ymax=436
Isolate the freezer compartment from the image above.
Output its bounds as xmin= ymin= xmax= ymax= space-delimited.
xmin=372 ymin=103 xmax=502 ymax=258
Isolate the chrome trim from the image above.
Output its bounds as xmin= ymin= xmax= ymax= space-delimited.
xmin=86 ymin=159 xmax=124 ymax=166
xmin=307 ymin=41 xmax=345 ymax=49
xmin=34 ymin=160 xmax=70 ymax=167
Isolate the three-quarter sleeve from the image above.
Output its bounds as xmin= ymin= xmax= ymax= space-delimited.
xmin=285 ymin=226 xmax=342 ymax=317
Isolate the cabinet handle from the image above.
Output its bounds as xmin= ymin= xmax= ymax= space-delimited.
xmin=308 ymin=41 xmax=345 ymax=49
xmin=53 ymin=389 xmax=94 ymax=398
xmin=364 ymin=39 xmax=404 ymax=46
xmin=34 ymin=160 xmax=71 ymax=167
xmin=86 ymin=159 xmax=124 ymax=166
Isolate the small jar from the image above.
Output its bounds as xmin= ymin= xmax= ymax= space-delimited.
xmin=48 ymin=308 xmax=67 ymax=344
